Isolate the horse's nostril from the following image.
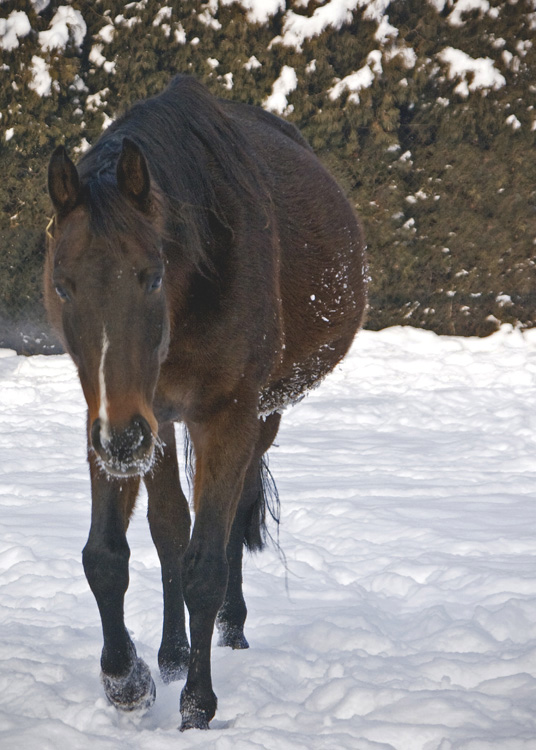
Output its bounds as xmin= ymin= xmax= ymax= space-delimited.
xmin=90 ymin=415 xmax=155 ymax=477
xmin=132 ymin=416 xmax=153 ymax=450
xmin=91 ymin=418 xmax=104 ymax=453
xmin=121 ymin=416 xmax=152 ymax=457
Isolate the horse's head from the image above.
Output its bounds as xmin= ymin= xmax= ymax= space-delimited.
xmin=46 ymin=138 xmax=169 ymax=477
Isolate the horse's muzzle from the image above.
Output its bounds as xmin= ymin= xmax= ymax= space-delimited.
xmin=91 ymin=415 xmax=155 ymax=477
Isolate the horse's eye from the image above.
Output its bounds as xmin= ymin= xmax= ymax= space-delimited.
xmin=147 ymin=274 xmax=163 ymax=293
xmin=55 ymin=284 xmax=70 ymax=302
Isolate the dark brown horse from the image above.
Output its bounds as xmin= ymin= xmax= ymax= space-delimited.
xmin=45 ymin=75 xmax=366 ymax=730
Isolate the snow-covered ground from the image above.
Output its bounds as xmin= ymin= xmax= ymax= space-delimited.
xmin=2 ymin=325 xmax=536 ymax=749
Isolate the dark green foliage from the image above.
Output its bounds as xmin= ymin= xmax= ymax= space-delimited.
xmin=1 ymin=0 xmax=535 ymax=352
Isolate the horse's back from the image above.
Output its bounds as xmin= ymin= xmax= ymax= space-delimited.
xmin=221 ymin=97 xmax=312 ymax=152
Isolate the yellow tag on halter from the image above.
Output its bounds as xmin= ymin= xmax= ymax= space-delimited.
xmin=45 ymin=216 xmax=55 ymax=240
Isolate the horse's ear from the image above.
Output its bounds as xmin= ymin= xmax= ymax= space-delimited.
xmin=48 ymin=146 xmax=80 ymax=216
xmin=116 ymin=137 xmax=151 ymax=211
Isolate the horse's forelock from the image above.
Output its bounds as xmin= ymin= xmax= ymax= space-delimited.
xmin=76 ymin=78 xmax=270 ymax=272
xmin=83 ymin=175 xmax=163 ymax=255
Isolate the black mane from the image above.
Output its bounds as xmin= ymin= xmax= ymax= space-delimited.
xmin=77 ymin=76 xmax=269 ymax=268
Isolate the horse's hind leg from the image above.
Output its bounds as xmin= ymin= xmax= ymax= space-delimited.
xmin=215 ymin=460 xmax=259 ymax=650
xmin=217 ymin=412 xmax=281 ymax=649
xmin=83 ymin=454 xmax=155 ymax=711
xmin=144 ymin=421 xmax=191 ymax=683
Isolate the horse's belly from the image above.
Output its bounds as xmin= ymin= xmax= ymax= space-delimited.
xmin=258 ymin=329 xmax=356 ymax=416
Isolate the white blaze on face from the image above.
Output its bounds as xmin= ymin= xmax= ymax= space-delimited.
xmin=98 ymin=327 xmax=111 ymax=443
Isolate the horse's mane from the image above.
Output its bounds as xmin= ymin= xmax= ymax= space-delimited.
xmin=77 ymin=76 xmax=270 ymax=268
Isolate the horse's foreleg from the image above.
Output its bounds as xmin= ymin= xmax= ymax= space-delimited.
xmin=82 ymin=453 xmax=155 ymax=711
xmin=144 ymin=421 xmax=191 ymax=683
xmin=217 ymin=412 xmax=281 ymax=650
xmin=179 ymin=406 xmax=259 ymax=731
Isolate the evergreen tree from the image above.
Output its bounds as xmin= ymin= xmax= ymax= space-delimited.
xmin=1 ymin=0 xmax=535 ymax=351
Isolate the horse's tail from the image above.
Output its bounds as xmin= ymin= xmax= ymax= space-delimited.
xmin=244 ymin=456 xmax=280 ymax=552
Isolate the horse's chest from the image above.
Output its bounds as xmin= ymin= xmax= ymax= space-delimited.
xmin=155 ymin=354 xmax=235 ymax=424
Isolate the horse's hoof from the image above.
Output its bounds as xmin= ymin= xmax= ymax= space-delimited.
xmin=217 ymin=623 xmax=249 ymax=650
xmin=159 ymin=660 xmax=188 ymax=685
xmin=159 ymin=644 xmax=190 ymax=684
xmin=179 ymin=712 xmax=210 ymax=731
xmin=160 ymin=663 xmax=188 ymax=684
xmin=180 ymin=686 xmax=216 ymax=731
xmin=102 ymin=656 xmax=156 ymax=711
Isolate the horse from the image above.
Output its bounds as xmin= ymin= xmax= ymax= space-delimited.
xmin=45 ymin=74 xmax=366 ymax=731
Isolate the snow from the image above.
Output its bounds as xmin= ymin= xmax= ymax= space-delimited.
xmin=2 ymin=325 xmax=536 ymax=748
xmin=0 ymin=11 xmax=31 ymax=52
xmin=278 ymin=0 xmax=358 ymax=49
xmin=506 ymin=113 xmax=522 ymax=130
xmin=245 ymin=56 xmax=262 ymax=71
xmin=30 ymin=0 xmax=50 ymax=12
xmin=38 ymin=6 xmax=87 ymax=52
xmin=428 ymin=0 xmax=447 ymax=10
xmin=220 ymin=0 xmax=285 ymax=24
xmin=17 ymin=6 xmax=87 ymax=95
xmin=387 ymin=44 xmax=417 ymax=69
xmin=438 ymin=47 xmax=506 ymax=97
xmin=374 ymin=14 xmax=398 ymax=43
xmin=95 ymin=24 xmax=115 ymax=45
xmin=114 ymin=13 xmax=142 ymax=29
xmin=89 ymin=45 xmax=116 ymax=75
xmin=447 ymin=0 xmax=491 ymax=26
xmin=263 ymin=66 xmax=298 ymax=115
xmin=28 ymin=55 xmax=52 ymax=97
xmin=174 ymin=23 xmax=186 ymax=44
xmin=328 ymin=50 xmax=383 ymax=105
xmin=198 ymin=5 xmax=222 ymax=31
xmin=153 ymin=6 xmax=172 ymax=26
xmin=222 ymin=0 xmax=394 ymax=33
